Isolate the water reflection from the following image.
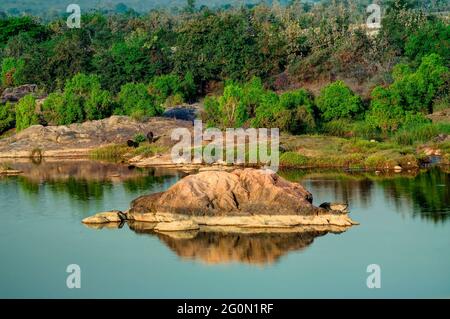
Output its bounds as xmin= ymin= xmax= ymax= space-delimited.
xmin=281 ymin=167 xmax=450 ymax=223
xmin=126 ymin=221 xmax=350 ymax=265
xmin=1 ymin=159 xmax=182 ymax=201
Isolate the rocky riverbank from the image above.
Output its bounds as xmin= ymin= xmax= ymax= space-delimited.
xmin=0 ymin=115 xmax=192 ymax=158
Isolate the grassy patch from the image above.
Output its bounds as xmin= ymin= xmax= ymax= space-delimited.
xmin=280 ymin=152 xmax=309 ymax=167
xmin=90 ymin=144 xmax=130 ymax=161
xmin=132 ymin=143 xmax=168 ymax=158
xmin=393 ymin=123 xmax=450 ymax=146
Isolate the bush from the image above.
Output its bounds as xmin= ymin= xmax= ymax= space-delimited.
xmin=148 ymin=74 xmax=182 ymax=107
xmin=164 ymin=93 xmax=184 ymax=108
xmin=65 ymin=73 xmax=113 ymax=121
xmin=275 ymin=106 xmax=316 ymax=134
xmin=117 ymin=82 xmax=161 ymax=117
xmin=393 ymin=122 xmax=450 ymax=146
xmin=365 ymin=86 xmax=405 ymax=134
xmin=252 ymin=91 xmax=280 ymax=128
xmin=133 ymin=133 xmax=147 ymax=144
xmin=390 ymin=54 xmax=448 ymax=114
xmin=315 ymin=80 xmax=362 ymax=121
xmin=280 ymin=152 xmax=309 ymax=167
xmin=218 ymin=82 xmax=248 ymax=128
xmin=1 ymin=57 xmax=25 ymax=87
xmin=15 ymin=95 xmax=38 ymax=131
xmin=321 ymin=118 xmax=353 ymax=137
xmin=202 ymin=96 xmax=221 ymax=127
xmin=41 ymin=92 xmax=65 ymax=125
xmin=0 ymin=102 xmax=15 ymax=134
xmin=132 ymin=144 xmax=167 ymax=158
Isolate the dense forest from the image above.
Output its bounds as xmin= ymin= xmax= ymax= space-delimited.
xmin=0 ymin=0 xmax=449 ymax=146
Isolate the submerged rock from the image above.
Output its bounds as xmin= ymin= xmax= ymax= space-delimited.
xmin=127 ymin=168 xmax=358 ymax=228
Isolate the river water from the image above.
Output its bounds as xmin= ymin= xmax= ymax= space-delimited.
xmin=0 ymin=160 xmax=449 ymax=298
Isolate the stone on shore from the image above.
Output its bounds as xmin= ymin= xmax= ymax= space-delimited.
xmin=82 ymin=210 xmax=126 ymax=224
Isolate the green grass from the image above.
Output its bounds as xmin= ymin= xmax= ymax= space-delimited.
xmin=393 ymin=123 xmax=450 ymax=146
xmin=132 ymin=143 xmax=168 ymax=158
xmin=90 ymin=144 xmax=130 ymax=161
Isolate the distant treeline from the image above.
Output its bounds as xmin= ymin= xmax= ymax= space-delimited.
xmin=0 ymin=0 xmax=449 ymax=142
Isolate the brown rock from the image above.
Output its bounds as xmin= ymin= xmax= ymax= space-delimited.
xmin=129 ymin=169 xmax=316 ymax=217
xmin=82 ymin=210 xmax=126 ymax=224
xmin=0 ymin=84 xmax=38 ymax=103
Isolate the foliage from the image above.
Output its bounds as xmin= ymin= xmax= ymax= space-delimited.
xmin=389 ymin=54 xmax=448 ymax=113
xmin=0 ymin=102 xmax=15 ymax=134
xmin=1 ymin=57 xmax=25 ymax=87
xmin=133 ymin=133 xmax=147 ymax=144
xmin=15 ymin=95 xmax=39 ymax=131
xmin=405 ymin=19 xmax=450 ymax=65
xmin=117 ymin=82 xmax=160 ymax=117
xmin=315 ymin=81 xmax=362 ymax=122
xmin=89 ymin=144 xmax=130 ymax=161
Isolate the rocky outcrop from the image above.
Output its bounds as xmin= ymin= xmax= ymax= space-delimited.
xmin=0 ymin=115 xmax=192 ymax=158
xmin=0 ymin=84 xmax=38 ymax=103
xmin=84 ymin=168 xmax=357 ymax=229
xmin=129 ymin=169 xmax=315 ymax=216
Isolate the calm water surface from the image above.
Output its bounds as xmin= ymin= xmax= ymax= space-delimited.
xmin=0 ymin=160 xmax=449 ymax=298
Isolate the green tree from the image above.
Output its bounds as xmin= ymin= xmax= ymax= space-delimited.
xmin=405 ymin=20 xmax=450 ymax=65
xmin=15 ymin=94 xmax=38 ymax=131
xmin=316 ymin=81 xmax=362 ymax=121
xmin=365 ymin=86 xmax=404 ymax=134
xmin=117 ymin=82 xmax=161 ymax=117
xmin=218 ymin=82 xmax=248 ymax=128
xmin=390 ymin=53 xmax=448 ymax=113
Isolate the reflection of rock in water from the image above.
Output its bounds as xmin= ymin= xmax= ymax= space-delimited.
xmin=128 ymin=221 xmax=349 ymax=265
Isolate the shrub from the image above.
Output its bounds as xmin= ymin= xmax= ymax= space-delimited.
xmin=84 ymin=88 xmax=113 ymax=121
xmin=389 ymin=54 xmax=448 ymax=113
xmin=275 ymin=106 xmax=316 ymax=134
xmin=41 ymin=92 xmax=65 ymax=125
xmin=181 ymin=71 xmax=196 ymax=102
xmin=0 ymin=102 xmax=15 ymax=134
xmin=365 ymin=86 xmax=405 ymax=135
xmin=218 ymin=82 xmax=248 ymax=128
xmin=133 ymin=133 xmax=147 ymax=144
xmin=315 ymin=80 xmax=362 ymax=121
xmin=53 ymin=73 xmax=115 ymax=124
xmin=132 ymin=144 xmax=167 ymax=158
xmin=148 ymin=74 xmax=182 ymax=107
xmin=164 ymin=93 xmax=184 ymax=108
xmin=280 ymin=152 xmax=309 ymax=167
xmin=252 ymin=91 xmax=280 ymax=128
xmin=117 ymin=82 xmax=160 ymax=117
xmin=15 ymin=95 xmax=38 ymax=131
xmin=202 ymin=96 xmax=221 ymax=127
xmin=321 ymin=118 xmax=353 ymax=137
xmin=1 ymin=57 xmax=25 ymax=87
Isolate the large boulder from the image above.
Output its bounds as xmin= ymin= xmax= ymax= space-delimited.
xmin=0 ymin=84 xmax=38 ymax=103
xmin=127 ymin=168 xmax=358 ymax=228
